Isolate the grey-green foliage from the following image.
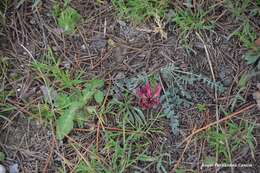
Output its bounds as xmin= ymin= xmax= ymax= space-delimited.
xmin=160 ymin=63 xmax=224 ymax=135
xmin=110 ymin=73 xmax=148 ymax=96
xmin=160 ymin=88 xmax=180 ymax=135
xmin=244 ymin=49 xmax=260 ymax=70
xmin=225 ymin=0 xmax=251 ymax=19
xmin=110 ymin=64 xmax=224 ymax=135
xmin=108 ymin=95 xmax=146 ymax=128
xmin=58 ymin=6 xmax=81 ymax=34
xmin=161 ymin=63 xmax=224 ymax=93
xmin=109 ymin=74 xmax=148 ymax=127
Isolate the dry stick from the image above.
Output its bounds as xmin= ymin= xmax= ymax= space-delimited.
xmin=74 ymin=125 xmax=134 ymax=133
xmin=44 ymin=123 xmax=60 ymax=173
xmin=96 ymin=121 xmax=100 ymax=151
xmin=6 ymin=99 xmax=34 ymax=117
xmin=169 ymin=128 xmax=194 ymax=173
xmin=93 ymin=31 xmax=143 ymax=51
xmin=69 ymin=142 xmax=93 ymax=173
xmin=20 ymin=44 xmax=36 ymax=62
xmin=91 ymin=48 xmax=113 ymax=70
xmin=96 ymin=77 xmax=112 ymax=152
xmin=195 ymin=33 xmax=218 ymax=119
xmin=70 ymin=141 xmax=95 ymax=173
xmin=169 ymin=103 xmax=255 ymax=172
xmin=195 ymin=32 xmax=220 ymax=166
xmin=179 ymin=103 xmax=256 ymax=146
xmin=8 ymin=100 xmax=73 ymax=170
xmin=102 ymin=75 xmax=112 ymax=108
xmin=43 ymin=137 xmax=55 ymax=173
xmin=66 ymin=135 xmax=109 ymax=167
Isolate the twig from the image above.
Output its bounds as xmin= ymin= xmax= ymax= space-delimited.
xmin=66 ymin=135 xmax=108 ymax=166
xmin=91 ymin=48 xmax=113 ymax=70
xmin=20 ymin=44 xmax=36 ymax=62
xmin=6 ymin=99 xmax=34 ymax=116
xmin=70 ymin=142 xmax=93 ymax=173
xmin=179 ymin=103 xmax=256 ymax=147
xmin=74 ymin=125 xmax=134 ymax=133
xmin=96 ymin=120 xmax=100 ymax=151
xmin=195 ymin=33 xmax=218 ymax=115
xmin=43 ymin=137 xmax=55 ymax=173
xmin=169 ymin=128 xmax=194 ymax=173
xmin=196 ymin=32 xmax=220 ymax=165
xmin=169 ymin=103 xmax=255 ymax=172
xmin=96 ymin=77 xmax=111 ymax=151
xmin=102 ymin=75 xmax=111 ymax=108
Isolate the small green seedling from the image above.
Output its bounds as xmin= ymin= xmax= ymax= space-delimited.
xmin=112 ymin=0 xmax=169 ymax=24
xmin=32 ymin=48 xmax=83 ymax=89
xmin=58 ymin=6 xmax=81 ymax=34
xmin=234 ymin=22 xmax=256 ymax=49
xmin=225 ymin=0 xmax=251 ymax=20
xmin=196 ymin=103 xmax=207 ymax=112
xmin=172 ymin=8 xmax=214 ymax=39
xmin=52 ymin=1 xmax=81 ymax=34
xmin=56 ymin=79 xmax=104 ymax=140
xmin=204 ymin=121 xmax=256 ymax=162
xmin=75 ymin=161 xmax=90 ymax=173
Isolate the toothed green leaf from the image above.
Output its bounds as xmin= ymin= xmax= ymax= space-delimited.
xmin=56 ymin=109 xmax=74 ymax=140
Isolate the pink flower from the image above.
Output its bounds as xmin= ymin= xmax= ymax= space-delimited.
xmin=137 ymin=80 xmax=162 ymax=109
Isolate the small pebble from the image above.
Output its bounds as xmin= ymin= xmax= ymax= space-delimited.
xmin=29 ymin=19 xmax=36 ymax=25
xmin=81 ymin=44 xmax=86 ymax=50
xmin=63 ymin=62 xmax=71 ymax=69
xmin=0 ymin=165 xmax=6 ymax=173
xmin=52 ymin=46 xmax=58 ymax=52
xmin=9 ymin=163 xmax=18 ymax=173
xmin=90 ymin=38 xmax=107 ymax=50
xmin=219 ymin=64 xmax=233 ymax=87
